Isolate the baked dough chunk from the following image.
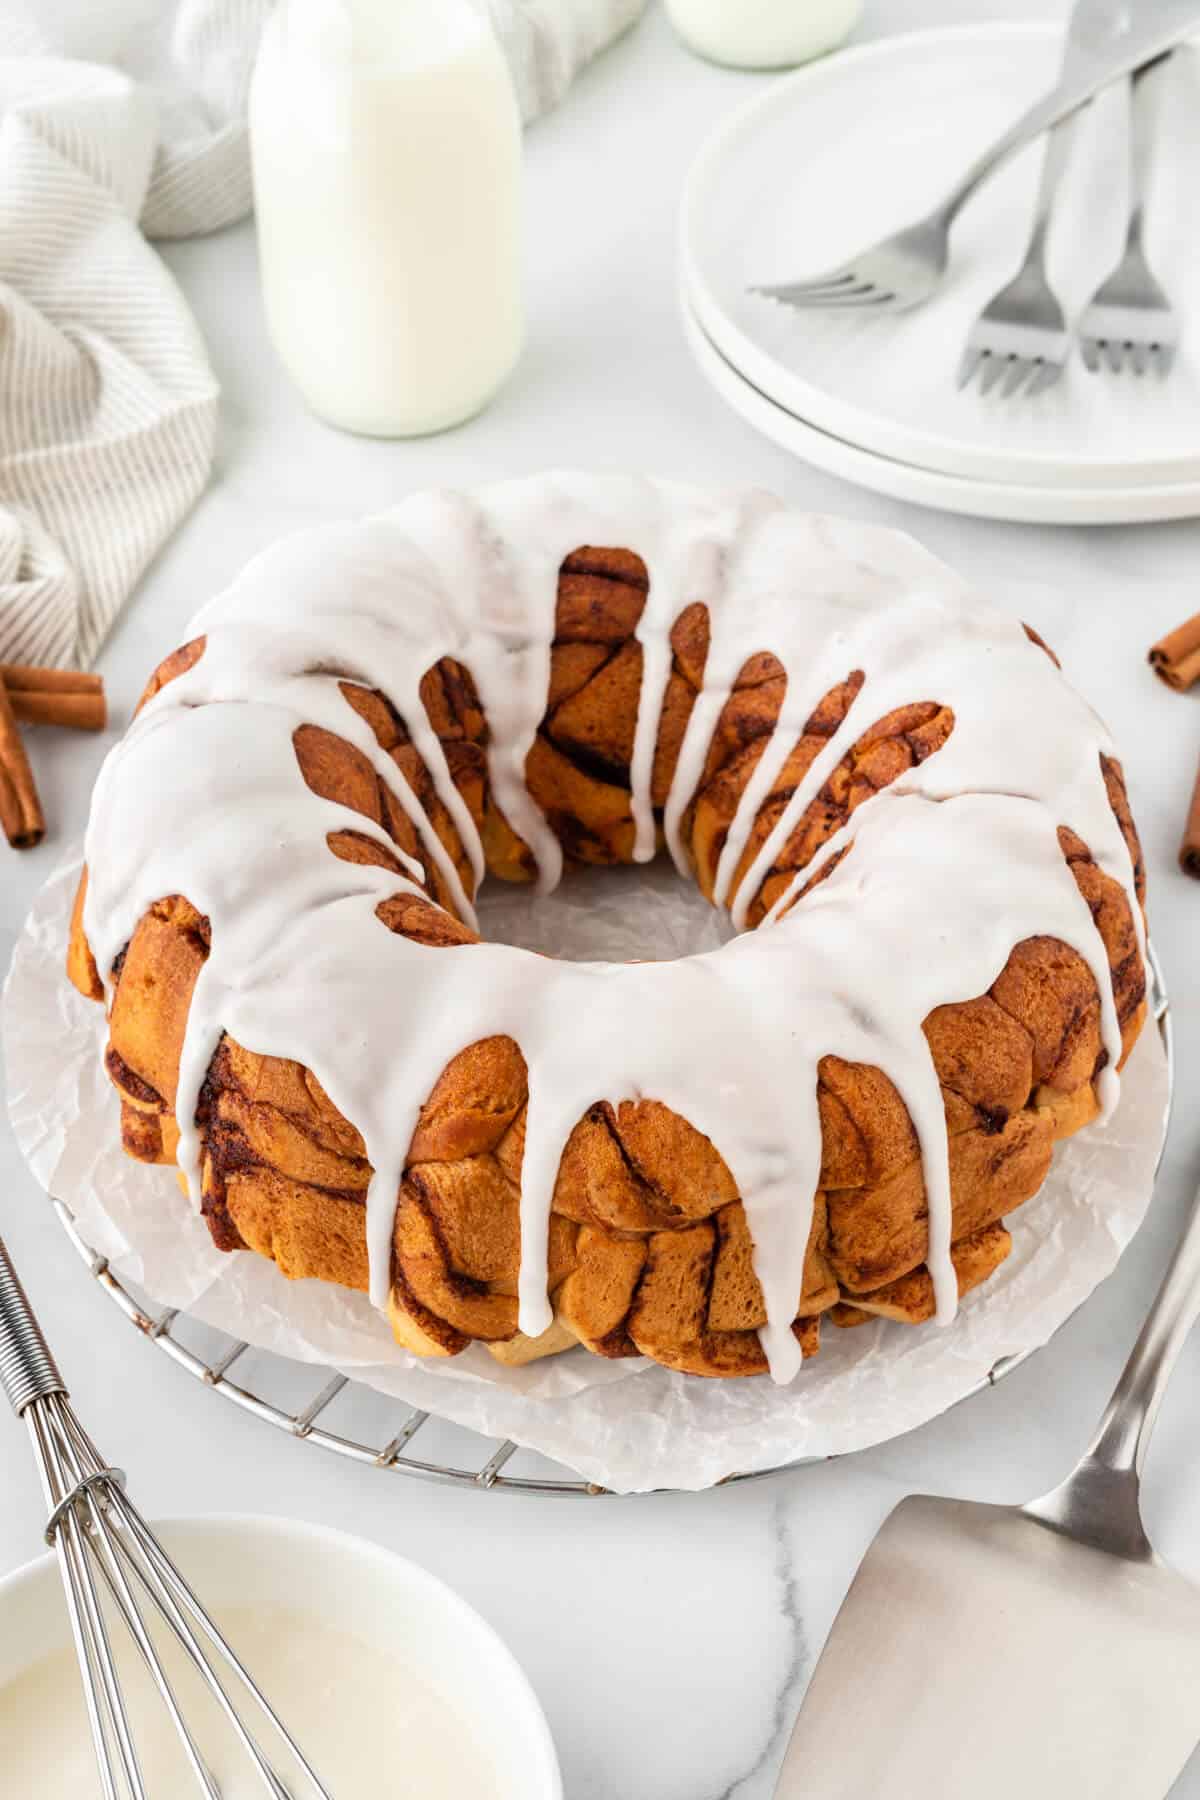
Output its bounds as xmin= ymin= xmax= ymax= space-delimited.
xmin=69 ymin=547 xmax=1147 ymax=1378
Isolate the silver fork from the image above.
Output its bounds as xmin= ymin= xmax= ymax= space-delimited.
xmin=1079 ymin=56 xmax=1179 ymax=376
xmin=750 ymin=0 xmax=1200 ymax=316
xmin=958 ymin=116 xmax=1079 ymax=397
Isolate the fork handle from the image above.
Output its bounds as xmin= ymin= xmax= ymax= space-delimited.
xmin=0 ymin=1233 xmax=66 ymax=1416
xmin=939 ymin=5 xmax=1200 ymax=228
xmin=1023 ymin=115 xmax=1080 ymax=266
xmin=1128 ymin=54 xmax=1173 ymax=249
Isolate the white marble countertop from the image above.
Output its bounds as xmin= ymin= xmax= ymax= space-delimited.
xmin=4 ymin=2 xmax=1200 ymax=1793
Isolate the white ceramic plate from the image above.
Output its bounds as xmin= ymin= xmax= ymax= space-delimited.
xmin=682 ymin=22 xmax=1200 ymax=493
xmin=684 ymin=295 xmax=1200 ymax=524
xmin=0 ymin=1514 xmax=562 ymax=1797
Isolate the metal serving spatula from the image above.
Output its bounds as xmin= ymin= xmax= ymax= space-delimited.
xmin=775 ymin=1172 xmax=1200 ymax=1800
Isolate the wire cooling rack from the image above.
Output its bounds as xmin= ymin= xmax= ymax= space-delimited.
xmin=48 ymin=949 xmax=1172 ymax=1498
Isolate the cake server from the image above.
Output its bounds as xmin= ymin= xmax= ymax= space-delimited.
xmin=772 ymin=1169 xmax=1200 ymax=1800
xmin=752 ymin=0 xmax=1200 ymax=315
xmin=0 ymin=1231 xmax=332 ymax=1798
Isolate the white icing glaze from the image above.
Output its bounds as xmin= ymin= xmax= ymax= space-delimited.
xmin=82 ymin=475 xmax=1143 ymax=1383
xmin=1 ymin=1605 xmax=499 ymax=1797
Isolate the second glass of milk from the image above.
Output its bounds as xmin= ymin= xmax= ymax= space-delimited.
xmin=666 ymin=0 xmax=863 ymax=70
xmin=250 ymin=0 xmax=523 ymax=438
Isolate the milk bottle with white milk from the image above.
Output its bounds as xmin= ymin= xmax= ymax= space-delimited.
xmin=666 ymin=0 xmax=862 ymax=70
xmin=249 ymin=0 xmax=523 ymax=437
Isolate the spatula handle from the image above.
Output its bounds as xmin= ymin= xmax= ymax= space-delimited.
xmin=1084 ymin=1174 xmax=1200 ymax=1480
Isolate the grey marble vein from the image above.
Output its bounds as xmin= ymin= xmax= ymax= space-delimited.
xmin=711 ymin=1496 xmax=810 ymax=1800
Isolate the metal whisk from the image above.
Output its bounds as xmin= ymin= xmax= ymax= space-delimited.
xmin=0 ymin=1233 xmax=332 ymax=1799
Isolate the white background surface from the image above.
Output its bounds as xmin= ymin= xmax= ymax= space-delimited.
xmin=3 ymin=2 xmax=1200 ymax=1794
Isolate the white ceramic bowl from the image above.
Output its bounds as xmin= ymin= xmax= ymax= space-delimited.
xmin=0 ymin=1513 xmax=562 ymax=1798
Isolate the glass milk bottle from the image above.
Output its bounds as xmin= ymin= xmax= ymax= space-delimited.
xmin=249 ymin=0 xmax=523 ymax=437
xmin=666 ymin=0 xmax=862 ymax=70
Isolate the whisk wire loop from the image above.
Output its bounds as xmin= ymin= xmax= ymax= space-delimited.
xmin=44 ymin=1465 xmax=127 ymax=1546
xmin=77 ymin=1474 xmax=227 ymax=1798
xmin=103 ymin=1488 xmax=300 ymax=1798
xmin=2 ymin=1234 xmax=331 ymax=1799
xmin=26 ymin=1398 xmax=148 ymax=1798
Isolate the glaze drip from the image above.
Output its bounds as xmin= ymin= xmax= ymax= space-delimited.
xmin=82 ymin=475 xmax=1142 ymax=1383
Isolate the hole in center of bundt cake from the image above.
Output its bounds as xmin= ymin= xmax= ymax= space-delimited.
xmin=475 ymin=862 xmax=736 ymax=963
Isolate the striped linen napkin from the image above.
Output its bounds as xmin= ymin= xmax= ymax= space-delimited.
xmin=0 ymin=0 xmax=646 ymax=670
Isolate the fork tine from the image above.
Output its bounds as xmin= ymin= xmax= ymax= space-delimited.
xmin=957 ymin=346 xmax=985 ymax=391
xmin=977 ymin=353 xmax=1011 ymax=398
xmin=751 ymin=273 xmax=857 ymax=302
xmin=1000 ymin=357 xmax=1034 ymax=399
xmin=1104 ymin=338 xmax=1124 ymax=374
xmin=1153 ymin=343 xmax=1176 ymax=379
xmin=1025 ymin=360 xmax=1064 ymax=399
xmin=787 ymin=281 xmax=877 ymax=302
xmin=765 ymin=288 xmax=895 ymax=312
xmin=1129 ymin=341 xmax=1150 ymax=377
xmin=1080 ymin=337 xmax=1102 ymax=374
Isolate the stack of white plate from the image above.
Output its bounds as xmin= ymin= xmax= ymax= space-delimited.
xmin=680 ymin=22 xmax=1200 ymax=525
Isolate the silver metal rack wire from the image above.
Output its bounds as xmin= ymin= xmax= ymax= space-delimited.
xmin=46 ymin=950 xmax=1172 ymax=1498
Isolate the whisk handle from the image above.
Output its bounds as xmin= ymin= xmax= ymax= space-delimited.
xmin=0 ymin=1234 xmax=66 ymax=1415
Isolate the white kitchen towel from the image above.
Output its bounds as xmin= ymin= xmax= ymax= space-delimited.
xmin=489 ymin=0 xmax=647 ymax=121
xmin=0 ymin=0 xmax=647 ymax=670
xmin=0 ymin=56 xmax=221 ymax=669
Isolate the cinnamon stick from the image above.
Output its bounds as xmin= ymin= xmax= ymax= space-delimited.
xmin=0 ymin=677 xmax=45 ymax=849
xmin=0 ymin=663 xmax=106 ymax=732
xmin=1181 ymin=754 xmax=1200 ymax=879
xmin=1149 ymin=614 xmax=1200 ymax=691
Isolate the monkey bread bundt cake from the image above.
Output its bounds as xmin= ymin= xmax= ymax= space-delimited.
xmin=68 ymin=475 xmax=1146 ymax=1383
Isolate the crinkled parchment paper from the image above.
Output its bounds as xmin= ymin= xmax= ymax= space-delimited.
xmin=3 ymin=853 xmax=1170 ymax=1494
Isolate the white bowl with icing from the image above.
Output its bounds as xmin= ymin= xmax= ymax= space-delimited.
xmin=0 ymin=1513 xmax=562 ymax=1798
